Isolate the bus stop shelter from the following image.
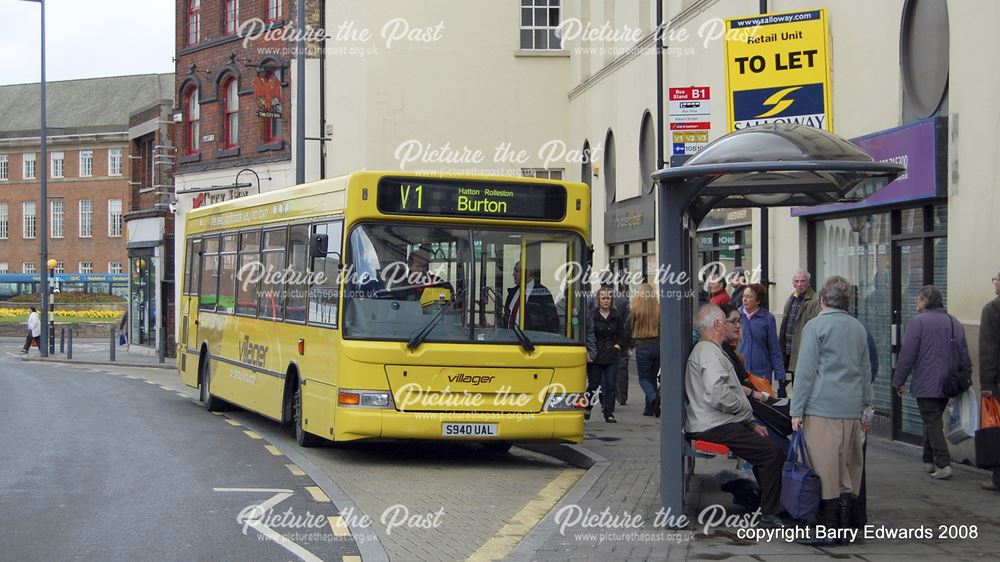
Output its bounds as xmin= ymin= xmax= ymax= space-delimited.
xmin=652 ymin=123 xmax=906 ymax=514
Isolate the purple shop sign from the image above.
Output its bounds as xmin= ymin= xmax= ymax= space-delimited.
xmin=792 ymin=117 xmax=946 ymax=216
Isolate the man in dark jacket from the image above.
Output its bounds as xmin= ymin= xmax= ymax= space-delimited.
xmin=779 ymin=269 xmax=821 ymax=395
xmin=980 ymin=271 xmax=1000 ymax=491
xmin=502 ymin=262 xmax=559 ymax=333
xmin=893 ymin=285 xmax=973 ymax=480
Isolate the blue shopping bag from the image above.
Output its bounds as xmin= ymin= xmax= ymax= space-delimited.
xmin=780 ymin=430 xmax=821 ymax=522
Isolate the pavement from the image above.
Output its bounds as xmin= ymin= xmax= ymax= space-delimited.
xmin=12 ymin=340 xmax=1000 ymax=561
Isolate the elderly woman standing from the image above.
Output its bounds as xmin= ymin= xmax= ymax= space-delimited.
xmin=738 ymin=284 xmax=787 ymax=397
xmin=791 ymin=276 xmax=872 ymax=542
xmin=893 ymin=285 xmax=972 ymax=480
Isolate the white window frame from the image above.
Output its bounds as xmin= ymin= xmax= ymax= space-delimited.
xmin=79 ymin=200 xmax=93 ymax=238
xmin=54 ymin=262 xmax=65 ymax=274
xmin=108 ymin=199 xmax=123 ymax=237
xmin=0 ymin=263 xmax=7 ymax=274
xmin=51 ymin=151 xmax=64 ymax=178
xmin=0 ymin=154 xmax=8 ymax=181
xmin=23 ymin=153 xmax=36 ymax=180
xmin=22 ymin=201 xmax=36 ymax=239
xmin=0 ymin=203 xmax=7 ymax=240
xmin=79 ymin=261 xmax=94 ymax=274
xmin=225 ymin=0 xmax=239 ymax=34
xmin=80 ymin=150 xmax=93 ymax=177
xmin=268 ymin=0 xmax=281 ymax=21
xmin=50 ymin=199 xmax=64 ymax=238
xmin=519 ymin=0 xmax=562 ymax=51
xmin=108 ymin=148 xmax=122 ymax=176
xmin=23 ymin=262 xmax=36 ymax=274
xmin=108 ymin=261 xmax=123 ymax=274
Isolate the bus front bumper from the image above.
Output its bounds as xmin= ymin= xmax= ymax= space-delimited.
xmin=333 ymin=408 xmax=584 ymax=444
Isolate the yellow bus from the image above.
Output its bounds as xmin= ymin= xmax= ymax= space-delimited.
xmin=177 ymin=171 xmax=591 ymax=448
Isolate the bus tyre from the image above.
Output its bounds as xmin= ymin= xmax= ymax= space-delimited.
xmin=293 ymin=384 xmax=323 ymax=448
xmin=200 ymin=356 xmax=226 ymax=412
xmin=482 ymin=441 xmax=513 ymax=454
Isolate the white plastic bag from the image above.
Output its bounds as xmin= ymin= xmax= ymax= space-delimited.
xmin=946 ymin=387 xmax=979 ymax=445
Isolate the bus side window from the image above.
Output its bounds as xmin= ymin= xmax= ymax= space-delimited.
xmin=199 ymin=236 xmax=220 ymax=311
xmin=189 ymin=239 xmax=202 ymax=298
xmin=261 ymin=228 xmax=287 ymax=321
xmin=309 ymin=220 xmax=343 ymax=327
xmin=236 ymin=231 xmax=261 ymax=316
xmin=286 ymin=225 xmax=310 ymax=322
xmin=217 ymin=234 xmax=239 ymax=314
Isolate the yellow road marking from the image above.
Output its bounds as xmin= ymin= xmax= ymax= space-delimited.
xmin=243 ymin=430 xmax=263 ymax=439
xmin=328 ymin=516 xmax=351 ymax=536
xmin=265 ymin=445 xmax=283 ymax=456
xmin=145 ymin=380 xmax=157 ymax=385
xmin=211 ymin=412 xmax=224 ymax=416
xmin=176 ymin=393 xmax=187 ymax=398
xmin=306 ymin=486 xmax=331 ymax=502
xmin=466 ymin=468 xmax=583 ymax=562
xmin=159 ymin=385 xmax=172 ymax=390
xmin=285 ymin=464 xmax=306 ymax=476
xmin=342 ymin=557 xmax=362 ymax=562
xmin=125 ymin=375 xmax=138 ymax=379
xmin=225 ymin=419 xmax=241 ymax=426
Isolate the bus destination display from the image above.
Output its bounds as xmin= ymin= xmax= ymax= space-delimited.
xmin=377 ymin=177 xmax=566 ymax=221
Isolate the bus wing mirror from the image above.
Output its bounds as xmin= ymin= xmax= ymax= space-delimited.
xmin=309 ymin=234 xmax=330 ymax=258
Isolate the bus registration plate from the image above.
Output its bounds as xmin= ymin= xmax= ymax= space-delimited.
xmin=442 ymin=423 xmax=498 ymax=437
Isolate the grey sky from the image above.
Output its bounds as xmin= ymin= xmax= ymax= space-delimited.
xmin=0 ymin=0 xmax=175 ymax=86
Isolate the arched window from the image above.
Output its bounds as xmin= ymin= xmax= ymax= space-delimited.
xmin=187 ymin=0 xmax=201 ymax=46
xmin=580 ymin=140 xmax=592 ymax=189
xmin=223 ymin=78 xmax=239 ymax=148
xmin=639 ymin=111 xmax=656 ymax=193
xmin=604 ymin=129 xmax=616 ymax=204
xmin=225 ymin=0 xmax=239 ymax=35
xmin=185 ymin=87 xmax=200 ymax=154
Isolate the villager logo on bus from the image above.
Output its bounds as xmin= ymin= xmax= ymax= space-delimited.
xmin=447 ymin=373 xmax=495 ymax=385
xmin=377 ymin=177 xmax=566 ymax=221
xmin=239 ymin=335 xmax=269 ymax=368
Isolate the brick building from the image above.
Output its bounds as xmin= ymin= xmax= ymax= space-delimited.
xmin=0 ymin=73 xmax=173 ymax=280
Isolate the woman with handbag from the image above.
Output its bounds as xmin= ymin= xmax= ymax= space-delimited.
xmin=738 ymin=284 xmax=787 ymax=397
xmin=585 ymin=286 xmax=628 ymax=423
xmin=892 ymin=285 xmax=973 ymax=480
xmin=791 ymin=276 xmax=873 ymax=545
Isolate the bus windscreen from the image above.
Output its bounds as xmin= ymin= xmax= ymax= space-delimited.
xmin=377 ymin=177 xmax=567 ymax=221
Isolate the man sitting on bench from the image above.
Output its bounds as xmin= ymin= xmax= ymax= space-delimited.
xmin=685 ymin=304 xmax=787 ymax=528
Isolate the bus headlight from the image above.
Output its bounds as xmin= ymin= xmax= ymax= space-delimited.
xmin=544 ymin=393 xmax=586 ymax=411
xmin=338 ymin=390 xmax=393 ymax=408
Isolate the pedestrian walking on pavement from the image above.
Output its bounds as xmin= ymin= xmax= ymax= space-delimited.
xmin=791 ymin=275 xmax=873 ymax=545
xmin=779 ymin=268 xmax=821 ymax=398
xmin=22 ymin=307 xmax=41 ymax=353
xmin=978 ymin=271 xmax=1000 ymax=492
xmin=585 ymin=286 xmax=628 ymax=423
xmin=892 ymin=285 xmax=972 ymax=481
xmin=737 ymin=284 xmax=786 ymax=397
xmin=628 ymin=283 xmax=660 ymax=416
xmin=613 ymin=286 xmax=631 ymax=406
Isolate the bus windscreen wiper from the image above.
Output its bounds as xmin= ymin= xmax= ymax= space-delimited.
xmin=407 ymin=288 xmax=465 ymax=351
xmin=511 ymin=322 xmax=535 ymax=353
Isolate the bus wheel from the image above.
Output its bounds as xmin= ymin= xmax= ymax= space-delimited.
xmin=292 ymin=383 xmax=323 ymax=447
xmin=482 ymin=441 xmax=513 ymax=454
xmin=200 ymin=355 xmax=226 ymax=412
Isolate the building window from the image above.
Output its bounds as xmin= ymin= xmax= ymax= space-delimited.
xmin=51 ymin=151 xmax=64 ymax=178
xmin=268 ymin=0 xmax=281 ymax=21
xmin=223 ymin=78 xmax=239 ymax=148
xmin=109 ymin=148 xmax=122 ymax=176
xmin=187 ymin=0 xmax=201 ymax=45
xmin=522 ymin=168 xmax=564 ymax=180
xmin=0 ymin=155 xmax=7 ymax=180
xmin=79 ymin=200 xmax=93 ymax=237
xmin=520 ymin=0 xmax=562 ymax=50
xmin=50 ymin=199 xmax=64 ymax=238
xmin=23 ymin=262 xmax=36 ymax=274
xmin=639 ymin=111 xmax=656 ymax=193
xmin=54 ymin=262 xmax=65 ymax=274
xmin=23 ymin=153 xmax=36 ymax=180
xmin=225 ymin=0 xmax=239 ymax=34
xmin=0 ymin=263 xmax=7 ymax=274
xmin=185 ymin=88 xmax=200 ymax=154
xmin=23 ymin=201 xmax=36 ymax=239
xmin=108 ymin=199 xmax=123 ymax=237
xmin=80 ymin=150 xmax=93 ymax=177
xmin=79 ymin=261 xmax=94 ymax=274
xmin=604 ymin=129 xmax=617 ymax=204
xmin=109 ymin=261 xmax=123 ymax=274
xmin=0 ymin=203 xmax=7 ymax=239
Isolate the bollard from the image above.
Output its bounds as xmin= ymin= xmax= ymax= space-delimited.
xmin=60 ymin=328 xmax=65 ymax=354
xmin=67 ymin=328 xmax=73 ymax=360
xmin=110 ymin=327 xmax=116 ymax=362
xmin=49 ymin=321 xmax=55 ymax=354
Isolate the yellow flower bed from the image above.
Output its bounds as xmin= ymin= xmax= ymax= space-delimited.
xmin=0 ymin=308 xmax=121 ymax=319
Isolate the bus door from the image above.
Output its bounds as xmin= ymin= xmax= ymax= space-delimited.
xmin=181 ymin=239 xmax=203 ymax=378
